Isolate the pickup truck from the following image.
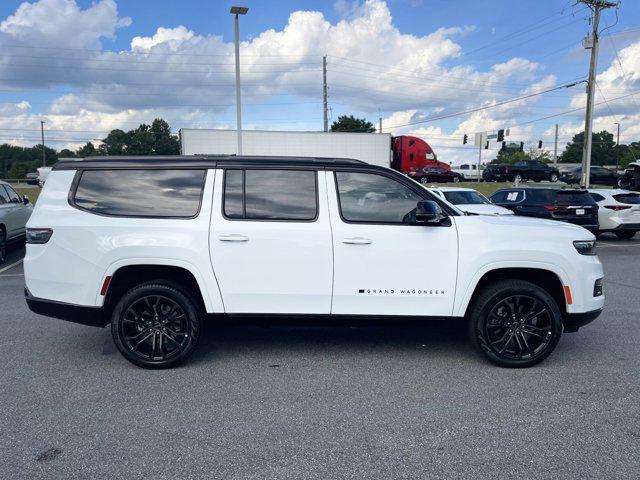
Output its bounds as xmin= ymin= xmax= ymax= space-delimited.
xmin=483 ymin=160 xmax=560 ymax=183
xmin=25 ymin=155 xmax=604 ymax=369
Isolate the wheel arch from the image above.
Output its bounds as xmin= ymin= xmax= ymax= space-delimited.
xmin=99 ymin=261 xmax=221 ymax=321
xmin=459 ymin=266 xmax=567 ymax=318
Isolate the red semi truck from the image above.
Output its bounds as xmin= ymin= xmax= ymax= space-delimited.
xmin=391 ymin=135 xmax=450 ymax=173
xmin=179 ymin=129 xmax=448 ymax=173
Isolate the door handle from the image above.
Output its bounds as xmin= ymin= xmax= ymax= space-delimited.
xmin=218 ymin=234 xmax=249 ymax=242
xmin=342 ymin=237 xmax=372 ymax=245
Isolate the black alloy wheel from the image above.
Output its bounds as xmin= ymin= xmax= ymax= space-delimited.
xmin=0 ymin=229 xmax=6 ymax=265
xmin=111 ymin=282 xmax=201 ymax=368
xmin=468 ymin=280 xmax=562 ymax=368
xmin=615 ymin=230 xmax=636 ymax=240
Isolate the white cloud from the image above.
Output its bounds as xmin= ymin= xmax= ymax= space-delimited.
xmin=131 ymin=26 xmax=194 ymax=51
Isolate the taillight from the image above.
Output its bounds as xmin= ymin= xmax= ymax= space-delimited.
xmin=543 ymin=205 xmax=568 ymax=212
xmin=604 ymin=205 xmax=632 ymax=210
xmin=504 ymin=167 xmax=509 ymax=174
xmin=26 ymin=228 xmax=53 ymax=244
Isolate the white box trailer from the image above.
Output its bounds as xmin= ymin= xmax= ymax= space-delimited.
xmin=179 ymin=129 xmax=392 ymax=167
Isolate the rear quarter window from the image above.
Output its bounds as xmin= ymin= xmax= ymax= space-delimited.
xmin=554 ymin=191 xmax=597 ymax=205
xmin=613 ymin=193 xmax=640 ymax=204
xmin=72 ymin=169 xmax=206 ymax=218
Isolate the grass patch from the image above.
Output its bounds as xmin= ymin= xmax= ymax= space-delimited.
xmin=15 ymin=186 xmax=40 ymax=204
xmin=425 ymin=181 xmax=604 ymax=197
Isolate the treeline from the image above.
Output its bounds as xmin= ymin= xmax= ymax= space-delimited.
xmin=492 ymin=130 xmax=640 ymax=166
xmin=0 ymin=118 xmax=180 ymax=179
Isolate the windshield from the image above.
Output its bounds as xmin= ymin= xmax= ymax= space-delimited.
xmin=443 ymin=190 xmax=490 ymax=205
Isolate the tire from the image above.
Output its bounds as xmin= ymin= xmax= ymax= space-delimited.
xmin=453 ymin=176 xmax=460 ymax=183
xmin=111 ymin=282 xmax=202 ymax=369
xmin=514 ymin=174 xmax=523 ymax=183
xmin=0 ymin=228 xmax=6 ymax=265
xmin=467 ymin=280 xmax=563 ymax=368
xmin=614 ymin=230 xmax=636 ymax=240
xmin=549 ymin=173 xmax=559 ymax=182
xmin=420 ymin=177 xmax=429 ymax=185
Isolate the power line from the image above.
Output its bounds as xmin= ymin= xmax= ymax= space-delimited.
xmin=385 ymin=80 xmax=585 ymax=129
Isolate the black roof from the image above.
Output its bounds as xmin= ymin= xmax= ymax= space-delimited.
xmin=53 ymin=155 xmax=368 ymax=171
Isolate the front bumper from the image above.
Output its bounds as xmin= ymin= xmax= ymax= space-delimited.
xmin=25 ymin=288 xmax=107 ymax=328
xmin=563 ymin=308 xmax=603 ymax=333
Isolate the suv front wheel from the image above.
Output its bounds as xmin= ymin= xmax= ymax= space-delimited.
xmin=111 ymin=282 xmax=201 ymax=369
xmin=468 ymin=280 xmax=562 ymax=368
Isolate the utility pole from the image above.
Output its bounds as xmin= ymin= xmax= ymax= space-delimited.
xmin=323 ymin=55 xmax=328 ymax=132
xmin=378 ymin=111 xmax=382 ymax=134
xmin=579 ymin=0 xmax=618 ymax=188
xmin=40 ymin=120 xmax=46 ymax=166
xmin=553 ymin=123 xmax=558 ymax=164
xmin=614 ymin=122 xmax=620 ymax=172
xmin=230 ymin=6 xmax=248 ymax=155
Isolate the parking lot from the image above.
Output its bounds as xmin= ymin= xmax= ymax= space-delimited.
xmin=1 ymin=238 xmax=639 ymax=479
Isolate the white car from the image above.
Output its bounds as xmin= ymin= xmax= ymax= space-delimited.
xmin=588 ymin=189 xmax=640 ymax=239
xmin=25 ymin=156 xmax=604 ymax=369
xmin=0 ymin=180 xmax=33 ymax=264
xmin=429 ymin=187 xmax=514 ymax=216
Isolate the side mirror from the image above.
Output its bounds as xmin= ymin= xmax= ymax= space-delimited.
xmin=22 ymin=195 xmax=30 ymax=205
xmin=415 ymin=200 xmax=445 ymax=225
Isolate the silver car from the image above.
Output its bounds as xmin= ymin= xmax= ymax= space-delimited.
xmin=0 ymin=180 xmax=33 ymax=264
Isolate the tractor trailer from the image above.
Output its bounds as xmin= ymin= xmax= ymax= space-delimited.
xmin=179 ymin=129 xmax=448 ymax=173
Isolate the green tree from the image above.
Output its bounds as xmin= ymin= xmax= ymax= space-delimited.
xmin=58 ymin=148 xmax=76 ymax=158
xmin=150 ymin=118 xmax=180 ymax=154
xmin=126 ymin=124 xmax=154 ymax=155
xmin=77 ymin=142 xmax=97 ymax=157
xmin=330 ymin=115 xmax=375 ymax=133
xmin=560 ymin=130 xmax=616 ymax=165
xmin=98 ymin=129 xmax=128 ymax=155
xmin=491 ymin=149 xmax=529 ymax=165
xmin=8 ymin=161 xmax=29 ymax=180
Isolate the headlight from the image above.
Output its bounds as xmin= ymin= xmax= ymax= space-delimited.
xmin=573 ymin=240 xmax=596 ymax=256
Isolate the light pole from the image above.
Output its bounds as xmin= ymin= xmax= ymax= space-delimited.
xmin=40 ymin=120 xmax=46 ymax=166
xmin=614 ymin=122 xmax=620 ymax=172
xmin=230 ymin=6 xmax=248 ymax=156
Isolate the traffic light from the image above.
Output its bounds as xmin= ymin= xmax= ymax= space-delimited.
xmin=485 ymin=141 xmax=489 ymax=150
xmin=538 ymin=140 xmax=543 ymax=149
xmin=519 ymin=142 xmax=524 ymax=152
xmin=501 ymin=141 xmax=506 ymax=151
xmin=463 ymin=134 xmax=468 ymax=144
xmin=497 ymin=129 xmax=505 ymax=142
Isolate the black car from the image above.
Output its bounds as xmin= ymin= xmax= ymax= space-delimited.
xmin=408 ymin=166 xmax=464 ymax=184
xmin=560 ymin=166 xmax=620 ymax=186
xmin=490 ymin=187 xmax=599 ymax=232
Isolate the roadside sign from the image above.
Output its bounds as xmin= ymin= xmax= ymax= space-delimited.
xmin=474 ymin=132 xmax=487 ymax=147
xmin=487 ymin=134 xmax=498 ymax=140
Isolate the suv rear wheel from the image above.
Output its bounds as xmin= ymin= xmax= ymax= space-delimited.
xmin=111 ymin=282 xmax=201 ymax=369
xmin=468 ymin=280 xmax=562 ymax=368
xmin=549 ymin=173 xmax=559 ymax=182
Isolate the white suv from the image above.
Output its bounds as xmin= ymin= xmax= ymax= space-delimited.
xmin=0 ymin=179 xmax=33 ymax=264
xmin=25 ymin=156 xmax=604 ymax=368
xmin=588 ymin=189 xmax=640 ymax=239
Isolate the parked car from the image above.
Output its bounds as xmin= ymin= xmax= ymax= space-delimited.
xmin=429 ymin=187 xmax=513 ymax=216
xmin=560 ymin=166 xmax=620 ymax=186
xmin=37 ymin=167 xmax=52 ymax=188
xmin=408 ymin=166 xmax=464 ymax=184
xmin=483 ymin=160 xmax=560 ymax=183
xmin=25 ymin=156 xmax=603 ymax=369
xmin=490 ymin=187 xmax=599 ymax=232
xmin=588 ymin=189 xmax=640 ymax=239
xmin=0 ymin=180 xmax=33 ymax=264
xmin=452 ymin=163 xmax=484 ymax=181
xmin=25 ymin=173 xmax=39 ymax=186
xmin=619 ymin=161 xmax=640 ymax=192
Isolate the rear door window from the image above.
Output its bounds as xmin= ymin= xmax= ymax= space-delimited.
xmin=0 ymin=186 xmax=11 ymax=204
xmin=3 ymin=185 xmax=21 ymax=203
xmin=495 ymin=190 xmax=524 ymax=203
xmin=590 ymin=193 xmax=606 ymax=202
xmin=223 ymin=169 xmax=318 ymax=221
xmin=73 ymin=169 xmax=206 ymax=218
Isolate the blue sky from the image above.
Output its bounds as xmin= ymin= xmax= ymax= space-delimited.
xmin=0 ymin=0 xmax=639 ymax=164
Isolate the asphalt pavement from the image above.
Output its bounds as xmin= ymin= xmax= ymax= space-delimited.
xmin=1 ymin=237 xmax=639 ymax=479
